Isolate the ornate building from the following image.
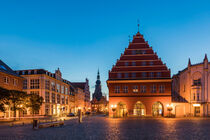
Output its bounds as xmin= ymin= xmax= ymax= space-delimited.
xmin=91 ymin=70 xmax=108 ymax=113
xmin=172 ymin=54 xmax=210 ymax=117
xmin=107 ymin=29 xmax=172 ymax=117
xmin=92 ymin=70 xmax=103 ymax=101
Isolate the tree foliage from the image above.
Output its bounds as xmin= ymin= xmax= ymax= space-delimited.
xmin=25 ymin=93 xmax=43 ymax=115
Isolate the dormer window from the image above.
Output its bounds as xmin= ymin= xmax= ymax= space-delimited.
xmin=132 ymin=73 xmax=136 ymax=78
xmin=124 ymin=73 xmax=129 ymax=78
xmin=117 ymin=73 xmax=122 ymax=78
xmin=157 ymin=72 xmax=161 ymax=78
xmin=125 ymin=62 xmax=129 ymax=66
xmin=142 ymin=61 xmax=146 ymax=66
xmin=132 ymin=50 xmax=136 ymax=55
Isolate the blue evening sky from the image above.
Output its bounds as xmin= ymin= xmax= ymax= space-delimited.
xmin=0 ymin=0 xmax=210 ymax=97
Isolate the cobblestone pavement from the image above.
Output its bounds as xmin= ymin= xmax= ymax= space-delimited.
xmin=0 ymin=116 xmax=210 ymax=140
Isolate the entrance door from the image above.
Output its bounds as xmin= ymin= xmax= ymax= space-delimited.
xmin=152 ymin=102 xmax=163 ymax=117
xmin=134 ymin=101 xmax=145 ymax=116
xmin=194 ymin=107 xmax=200 ymax=117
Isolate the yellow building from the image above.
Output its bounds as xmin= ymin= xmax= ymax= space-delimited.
xmin=15 ymin=68 xmax=74 ymax=116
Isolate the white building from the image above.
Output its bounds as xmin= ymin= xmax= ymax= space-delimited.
xmin=172 ymin=54 xmax=210 ymax=117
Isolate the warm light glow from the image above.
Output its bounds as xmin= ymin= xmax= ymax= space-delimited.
xmin=78 ymin=107 xmax=81 ymax=109
xmin=193 ymin=104 xmax=200 ymax=107
xmin=114 ymin=105 xmax=117 ymax=108
xmin=111 ymin=105 xmax=114 ymax=108
xmin=166 ymin=104 xmax=169 ymax=107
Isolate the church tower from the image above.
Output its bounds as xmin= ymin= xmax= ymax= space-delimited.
xmin=92 ymin=69 xmax=103 ymax=101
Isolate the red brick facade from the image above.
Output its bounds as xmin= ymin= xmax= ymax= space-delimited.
xmin=107 ymin=31 xmax=172 ymax=117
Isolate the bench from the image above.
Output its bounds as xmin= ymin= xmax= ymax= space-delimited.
xmin=38 ymin=121 xmax=64 ymax=129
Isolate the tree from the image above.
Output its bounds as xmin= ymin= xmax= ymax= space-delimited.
xmin=7 ymin=90 xmax=27 ymax=119
xmin=26 ymin=93 xmax=43 ymax=116
xmin=0 ymin=87 xmax=10 ymax=112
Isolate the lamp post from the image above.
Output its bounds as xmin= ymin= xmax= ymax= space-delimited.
xmin=166 ymin=104 xmax=173 ymax=117
xmin=111 ymin=105 xmax=117 ymax=118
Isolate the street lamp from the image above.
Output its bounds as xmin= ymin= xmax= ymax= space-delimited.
xmin=166 ymin=104 xmax=173 ymax=117
xmin=111 ymin=105 xmax=117 ymax=118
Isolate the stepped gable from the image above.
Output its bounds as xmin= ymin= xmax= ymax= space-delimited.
xmin=108 ymin=31 xmax=171 ymax=80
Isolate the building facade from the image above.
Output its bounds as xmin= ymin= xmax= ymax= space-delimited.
xmin=0 ymin=60 xmax=24 ymax=118
xmin=72 ymin=79 xmax=91 ymax=113
xmin=172 ymin=54 xmax=210 ymax=117
xmin=91 ymin=70 xmax=108 ymax=113
xmin=107 ymin=31 xmax=172 ymax=117
xmin=15 ymin=68 xmax=74 ymax=116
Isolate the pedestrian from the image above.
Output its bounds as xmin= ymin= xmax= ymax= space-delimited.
xmin=78 ymin=109 xmax=82 ymax=123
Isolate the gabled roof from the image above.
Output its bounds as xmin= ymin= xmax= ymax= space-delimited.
xmin=108 ymin=31 xmax=171 ymax=80
xmin=0 ymin=60 xmax=22 ymax=78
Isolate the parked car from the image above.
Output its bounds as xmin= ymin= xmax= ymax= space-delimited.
xmin=85 ymin=111 xmax=91 ymax=115
xmin=67 ymin=113 xmax=75 ymax=117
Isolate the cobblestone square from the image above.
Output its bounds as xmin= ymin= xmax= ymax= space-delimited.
xmin=0 ymin=116 xmax=210 ymax=140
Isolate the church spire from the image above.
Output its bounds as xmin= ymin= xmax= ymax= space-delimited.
xmin=97 ymin=69 xmax=100 ymax=80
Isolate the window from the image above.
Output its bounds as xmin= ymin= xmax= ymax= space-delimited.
xmin=30 ymin=91 xmax=39 ymax=95
xmin=45 ymin=105 xmax=49 ymax=115
xmin=65 ymin=87 xmax=68 ymax=95
xmin=4 ymin=76 xmax=9 ymax=84
xmin=52 ymin=93 xmax=55 ymax=103
xmin=142 ymin=72 xmax=146 ymax=78
xmin=124 ymin=73 xmax=129 ymax=78
xmin=132 ymin=73 xmax=136 ymax=78
xmin=197 ymin=93 xmax=200 ymax=101
xmin=193 ymin=93 xmax=196 ymax=100
xmin=133 ymin=85 xmax=138 ymax=93
xmin=151 ymin=85 xmax=157 ymax=93
xmin=117 ymin=73 xmax=122 ymax=78
xmin=159 ymin=85 xmax=165 ymax=93
xmin=23 ymin=80 xmax=27 ymax=89
xmin=140 ymin=85 xmax=146 ymax=93
xmin=142 ymin=50 xmax=146 ymax=54
xmin=157 ymin=72 xmax=161 ymax=78
xmin=142 ymin=61 xmax=146 ymax=66
xmin=30 ymin=79 xmax=39 ymax=89
xmin=13 ymin=79 xmax=18 ymax=86
xmin=61 ymin=96 xmax=65 ymax=104
xmin=114 ymin=86 xmax=120 ymax=93
xmin=125 ymin=62 xmax=129 ymax=66
xmin=45 ymin=92 xmax=50 ymax=103
xmin=136 ymin=50 xmax=142 ymax=54
xmin=61 ymin=86 xmax=64 ymax=94
xmin=150 ymin=72 xmax=154 ymax=77
xmin=51 ymin=82 xmax=55 ymax=91
xmin=57 ymin=84 xmax=60 ymax=92
xmin=132 ymin=61 xmax=136 ymax=66
xmin=132 ymin=50 xmax=136 ymax=55
xmin=66 ymin=97 xmax=69 ymax=104
xmin=45 ymin=80 xmax=50 ymax=90
xmin=57 ymin=94 xmax=60 ymax=104
xmin=123 ymin=86 xmax=128 ymax=93
xmin=0 ymin=65 xmax=7 ymax=70
xmin=193 ymin=79 xmax=201 ymax=86
xmin=150 ymin=61 xmax=153 ymax=66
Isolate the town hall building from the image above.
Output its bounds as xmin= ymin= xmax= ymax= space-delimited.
xmin=107 ymin=29 xmax=172 ymax=117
